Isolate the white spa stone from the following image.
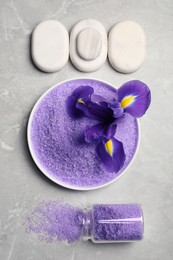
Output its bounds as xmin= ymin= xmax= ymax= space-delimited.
xmin=70 ymin=19 xmax=107 ymax=72
xmin=108 ymin=20 xmax=146 ymax=73
xmin=32 ymin=20 xmax=69 ymax=73
xmin=77 ymin=28 xmax=102 ymax=61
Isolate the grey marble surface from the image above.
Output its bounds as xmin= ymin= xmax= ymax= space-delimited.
xmin=0 ymin=0 xmax=173 ymax=259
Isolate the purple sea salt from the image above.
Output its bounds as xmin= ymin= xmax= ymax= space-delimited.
xmin=25 ymin=201 xmax=83 ymax=243
xmin=92 ymin=204 xmax=143 ymax=241
xmin=26 ymin=202 xmax=143 ymax=243
xmin=28 ymin=79 xmax=139 ymax=189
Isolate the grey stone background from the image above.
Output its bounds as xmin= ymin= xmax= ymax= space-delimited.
xmin=0 ymin=0 xmax=173 ymax=259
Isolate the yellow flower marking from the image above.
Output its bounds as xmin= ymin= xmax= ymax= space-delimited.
xmin=121 ymin=95 xmax=136 ymax=108
xmin=77 ymin=99 xmax=85 ymax=104
xmin=105 ymin=139 xmax=113 ymax=156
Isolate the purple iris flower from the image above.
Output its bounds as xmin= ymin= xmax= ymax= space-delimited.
xmin=67 ymin=80 xmax=151 ymax=173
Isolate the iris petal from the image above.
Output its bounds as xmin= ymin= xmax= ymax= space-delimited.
xmin=85 ymin=121 xmax=117 ymax=143
xmin=66 ymin=86 xmax=94 ymax=118
xmin=117 ymin=80 xmax=151 ymax=118
xmin=77 ymin=86 xmax=94 ymax=101
xmin=85 ymin=123 xmax=105 ymax=143
xmin=91 ymin=94 xmax=107 ymax=104
xmin=77 ymin=101 xmax=114 ymax=121
xmin=96 ymin=137 xmax=126 ymax=173
xmin=108 ymin=100 xmax=124 ymax=118
xmin=103 ymin=121 xmax=117 ymax=139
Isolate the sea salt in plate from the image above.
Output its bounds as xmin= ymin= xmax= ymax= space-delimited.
xmin=27 ymin=78 xmax=140 ymax=190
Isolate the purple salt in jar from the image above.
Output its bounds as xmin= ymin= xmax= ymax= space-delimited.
xmin=26 ymin=202 xmax=143 ymax=244
xmin=82 ymin=204 xmax=144 ymax=242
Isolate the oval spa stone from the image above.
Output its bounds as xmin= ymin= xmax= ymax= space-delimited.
xmin=32 ymin=20 xmax=69 ymax=73
xmin=108 ymin=21 xmax=146 ymax=73
xmin=70 ymin=19 xmax=107 ymax=72
xmin=77 ymin=28 xmax=102 ymax=61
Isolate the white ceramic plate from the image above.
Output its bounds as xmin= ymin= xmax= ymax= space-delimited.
xmin=27 ymin=78 xmax=140 ymax=190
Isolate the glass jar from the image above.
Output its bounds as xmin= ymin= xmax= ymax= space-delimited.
xmin=83 ymin=204 xmax=144 ymax=243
